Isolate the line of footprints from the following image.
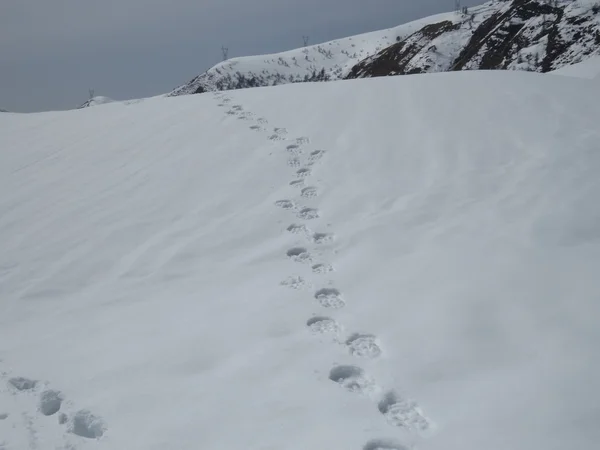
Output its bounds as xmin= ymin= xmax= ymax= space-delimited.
xmin=214 ymin=92 xmax=435 ymax=450
xmin=0 ymin=364 xmax=106 ymax=450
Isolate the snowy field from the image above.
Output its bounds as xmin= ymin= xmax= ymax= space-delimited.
xmin=1 ymin=70 xmax=600 ymax=450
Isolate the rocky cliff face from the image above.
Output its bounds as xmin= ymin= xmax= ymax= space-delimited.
xmin=348 ymin=0 xmax=600 ymax=78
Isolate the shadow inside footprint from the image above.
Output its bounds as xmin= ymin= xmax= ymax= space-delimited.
xmin=363 ymin=439 xmax=407 ymax=450
xmin=286 ymin=247 xmax=311 ymax=262
xmin=377 ymin=390 xmax=432 ymax=432
xmin=346 ymin=333 xmax=382 ymax=358
xmin=275 ymin=200 xmax=296 ymax=210
xmin=306 ymin=316 xmax=339 ymax=334
xmin=314 ymin=288 xmax=344 ymax=308
xmin=329 ymin=365 xmax=363 ymax=382
xmin=8 ymin=377 xmax=37 ymax=391
xmin=69 ymin=410 xmax=106 ymax=439
xmin=298 ymin=208 xmax=320 ymax=220
xmin=313 ymin=232 xmax=334 ymax=244
xmin=39 ymin=390 xmax=63 ymax=416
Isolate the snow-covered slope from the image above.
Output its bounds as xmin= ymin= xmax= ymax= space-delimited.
xmin=77 ymin=96 xmax=116 ymax=109
xmin=551 ymin=54 xmax=600 ymax=77
xmin=1 ymin=71 xmax=600 ymax=450
xmin=168 ymin=12 xmax=451 ymax=96
xmin=170 ymin=0 xmax=600 ymax=96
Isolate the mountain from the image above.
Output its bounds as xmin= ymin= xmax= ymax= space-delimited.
xmin=167 ymin=12 xmax=446 ymax=96
xmin=169 ymin=0 xmax=600 ymax=96
xmin=77 ymin=96 xmax=116 ymax=109
xmin=1 ymin=69 xmax=600 ymax=450
xmin=347 ymin=0 xmax=600 ymax=78
xmin=0 ymin=108 xmax=9 ymax=113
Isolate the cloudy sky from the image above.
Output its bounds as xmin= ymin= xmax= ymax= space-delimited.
xmin=1 ymin=0 xmax=481 ymax=112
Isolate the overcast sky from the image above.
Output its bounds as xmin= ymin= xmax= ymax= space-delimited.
xmin=0 ymin=0 xmax=481 ymax=112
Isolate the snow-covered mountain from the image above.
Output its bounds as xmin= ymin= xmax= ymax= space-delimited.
xmin=0 ymin=108 xmax=9 ymax=113
xmin=1 ymin=69 xmax=600 ymax=450
xmin=169 ymin=0 xmax=600 ymax=96
xmin=348 ymin=0 xmax=600 ymax=78
xmin=167 ymin=12 xmax=446 ymax=96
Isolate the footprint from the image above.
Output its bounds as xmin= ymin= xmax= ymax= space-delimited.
xmin=222 ymin=98 xmax=232 ymax=103
xmin=232 ymin=105 xmax=243 ymax=110
xmin=226 ymin=109 xmax=238 ymax=115
xmin=346 ymin=334 xmax=382 ymax=358
xmin=275 ymin=200 xmax=297 ymax=210
xmin=296 ymin=137 xmax=310 ymax=145
xmin=328 ymin=365 xmax=374 ymax=393
xmin=0 ymin=413 xmax=8 ymax=420
xmin=287 ymin=158 xmax=301 ymax=168
xmin=8 ymin=377 xmax=37 ymax=391
xmin=295 ymin=168 xmax=311 ymax=178
xmin=301 ymin=186 xmax=318 ymax=198
xmin=306 ymin=316 xmax=340 ymax=334
xmin=289 ymin=179 xmax=305 ymax=189
xmin=257 ymin=117 xmax=268 ymax=124
xmin=237 ymin=112 xmax=254 ymax=120
xmin=280 ymin=276 xmax=310 ymax=290
xmin=286 ymin=144 xmax=303 ymax=156
xmin=378 ymin=391 xmax=433 ymax=433
xmin=297 ymin=208 xmax=320 ymax=220
xmin=314 ymin=288 xmax=345 ymax=308
xmin=286 ymin=247 xmax=312 ymax=263
xmin=268 ymin=128 xmax=288 ymax=141
xmin=363 ymin=439 xmax=408 ymax=450
xmin=312 ymin=232 xmax=334 ymax=244
xmin=312 ymin=263 xmax=334 ymax=274
xmin=39 ymin=390 xmax=63 ymax=416
xmin=68 ymin=410 xmax=106 ymax=439
xmin=249 ymin=125 xmax=266 ymax=132
xmin=308 ymin=149 xmax=326 ymax=163
xmin=287 ymin=223 xmax=311 ymax=235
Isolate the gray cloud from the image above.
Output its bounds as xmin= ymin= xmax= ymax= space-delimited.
xmin=0 ymin=0 xmax=481 ymax=112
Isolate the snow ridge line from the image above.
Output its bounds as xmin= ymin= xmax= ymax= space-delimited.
xmin=212 ymin=91 xmax=436 ymax=448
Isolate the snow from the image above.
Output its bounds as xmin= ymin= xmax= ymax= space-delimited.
xmin=168 ymin=11 xmax=458 ymax=95
xmin=78 ymin=96 xmax=117 ymax=109
xmin=551 ymin=55 xmax=600 ymax=79
xmin=1 ymin=70 xmax=600 ymax=450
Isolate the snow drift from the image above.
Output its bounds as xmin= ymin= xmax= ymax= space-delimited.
xmin=1 ymin=70 xmax=599 ymax=450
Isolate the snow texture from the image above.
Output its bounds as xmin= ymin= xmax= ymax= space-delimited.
xmin=1 ymin=70 xmax=600 ymax=450
xmin=551 ymin=55 xmax=600 ymax=78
